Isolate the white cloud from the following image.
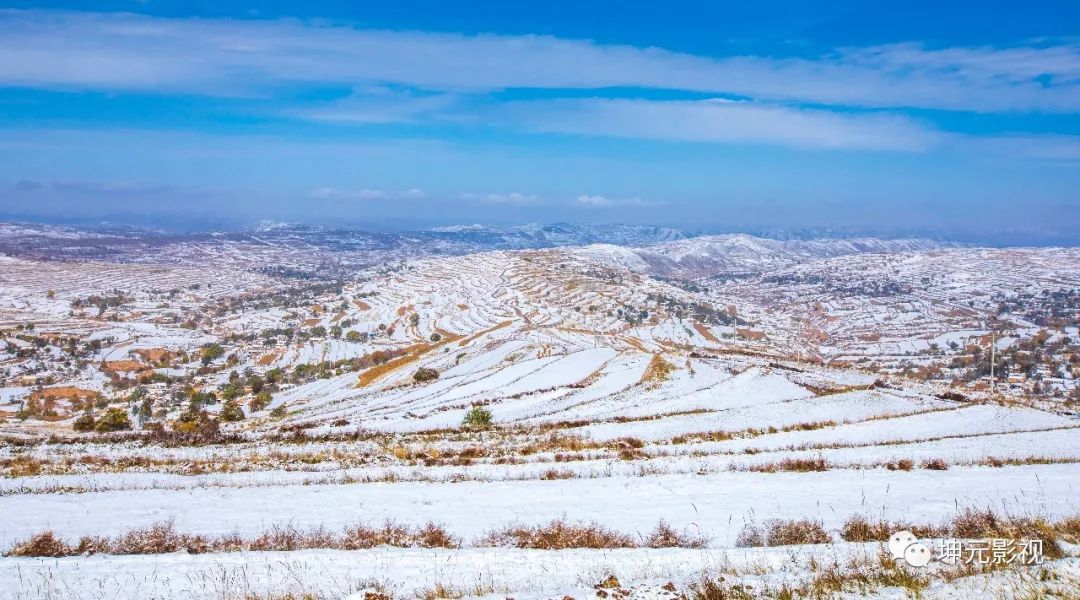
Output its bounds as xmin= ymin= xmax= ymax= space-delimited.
xmin=0 ymin=10 xmax=1076 ymax=112
xmin=575 ymin=194 xmax=655 ymax=208
xmin=509 ymin=98 xmax=941 ymax=151
xmin=576 ymin=194 xmax=611 ymax=207
xmin=461 ymin=192 xmax=543 ymax=205
xmin=307 ymin=187 xmax=425 ymax=200
xmin=293 ymin=87 xmax=461 ymax=124
xmin=13 ymin=179 xmax=173 ymax=195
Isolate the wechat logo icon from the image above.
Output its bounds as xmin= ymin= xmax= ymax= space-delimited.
xmin=889 ymin=530 xmax=932 ymax=568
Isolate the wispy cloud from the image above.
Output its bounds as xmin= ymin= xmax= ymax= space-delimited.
xmin=308 ymin=186 xmax=426 ymax=200
xmin=575 ymin=194 xmax=658 ymax=208
xmin=0 ymin=10 xmax=1076 ymax=112
xmin=506 ymin=98 xmax=941 ymax=151
xmin=461 ymin=192 xmax=543 ymax=205
xmin=292 ymin=87 xmax=462 ymax=124
xmin=12 ymin=179 xmax=173 ymax=195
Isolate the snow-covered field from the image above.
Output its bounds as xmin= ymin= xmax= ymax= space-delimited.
xmin=2 ymin=234 xmax=1079 ymax=599
xmin=12 ymin=546 xmax=1080 ymax=600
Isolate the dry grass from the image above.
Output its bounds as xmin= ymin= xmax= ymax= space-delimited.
xmin=475 ymin=519 xmax=708 ymax=550
xmin=838 ymin=509 xmax=1072 ymax=560
xmin=839 ymin=516 xmax=947 ymax=542
xmin=735 ymin=519 xmax=832 ymax=547
xmin=3 ymin=455 xmax=45 ymax=477
xmin=5 ymin=520 xmax=459 ymax=557
xmin=644 ymin=520 xmax=708 ymax=548
xmin=976 ymin=455 xmax=1080 ymax=468
xmin=682 ymin=574 xmax=759 ymax=600
xmin=640 ymin=354 xmax=676 ymax=383
xmin=478 ymin=519 xmax=637 ymax=549
xmin=746 ymin=457 xmax=829 ymax=473
xmin=682 ymin=550 xmax=1080 ymax=600
xmin=357 ymin=350 xmax=428 ymax=387
xmin=29 ymin=387 xmax=101 ymax=402
xmin=672 ymin=420 xmax=837 ymax=445
xmin=693 ymin=322 xmax=720 ymax=343
xmin=6 ymin=531 xmax=71 ymax=558
xmin=922 ymin=457 xmax=949 ymax=471
xmin=101 ymin=359 xmax=146 ymax=373
xmin=735 ymin=328 xmax=767 ymax=341
xmin=413 ymin=581 xmax=499 ymax=600
xmin=540 ymin=468 xmax=576 ymax=480
xmin=1056 ymin=516 xmax=1080 ymax=544
xmin=520 ymin=433 xmax=602 ymax=455
xmin=802 ymin=554 xmax=930 ymax=598
xmin=951 ymin=508 xmax=1064 ymax=560
xmin=8 ymin=518 xmax=716 ymax=556
xmin=608 ymin=436 xmax=648 ymax=460
xmin=357 ymin=330 xmax=464 ymax=387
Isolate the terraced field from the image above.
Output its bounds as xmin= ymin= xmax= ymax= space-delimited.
xmin=2 ymin=238 xmax=1079 ymax=599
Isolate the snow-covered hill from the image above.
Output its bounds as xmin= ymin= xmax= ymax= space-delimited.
xmin=575 ymin=234 xmax=960 ymax=279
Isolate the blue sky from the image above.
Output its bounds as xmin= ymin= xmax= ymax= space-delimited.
xmin=0 ymin=1 xmax=1077 ymax=235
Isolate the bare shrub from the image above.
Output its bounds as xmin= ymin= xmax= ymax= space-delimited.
xmin=682 ymin=574 xmax=758 ymax=600
xmin=766 ymin=519 xmax=831 ymax=546
xmin=609 ymin=437 xmax=647 ymax=460
xmin=778 ymin=457 xmax=828 ymax=472
xmin=1056 ymin=516 xmax=1080 ymax=544
xmin=840 ymin=516 xmax=893 ymax=542
xmin=618 ymin=448 xmax=647 ymax=460
xmin=540 ymin=468 xmax=575 ymax=480
xmin=745 ymin=457 xmax=828 ymax=473
xmin=922 ymin=458 xmax=949 ymax=471
xmin=950 ymin=508 xmax=1063 ymax=559
xmin=111 ymin=521 xmax=187 ymax=554
xmin=74 ymin=535 xmax=112 ymax=555
xmin=520 ymin=433 xmax=599 ymax=455
xmin=7 ymin=531 xmax=71 ymax=557
xmin=611 ymin=437 xmax=645 ymax=449
xmin=644 ymin=520 xmax=707 ymax=548
xmin=734 ymin=524 xmax=765 ymax=548
xmin=250 ymin=524 xmax=336 ymax=551
xmin=415 ymin=522 xmax=459 ymax=548
xmin=478 ymin=519 xmax=637 ymax=549
xmin=839 ymin=515 xmax=949 ymax=542
xmin=736 ymin=519 xmax=833 ymax=547
xmin=340 ymin=522 xmax=410 ymax=549
xmin=208 ymin=531 xmax=247 ymax=553
xmin=885 ymin=459 xmax=914 ymax=471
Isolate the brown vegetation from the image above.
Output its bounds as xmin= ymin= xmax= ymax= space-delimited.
xmin=640 ymin=354 xmax=676 ymax=383
xmin=5 ymin=520 xmax=459 ymax=557
xmin=747 ymin=457 xmax=829 ymax=473
xmin=735 ymin=519 xmax=832 ymax=547
xmin=922 ymin=458 xmax=949 ymax=471
xmin=478 ymin=519 xmax=637 ymax=550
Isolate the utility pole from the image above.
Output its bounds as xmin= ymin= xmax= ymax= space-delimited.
xmin=990 ymin=332 xmax=996 ymax=395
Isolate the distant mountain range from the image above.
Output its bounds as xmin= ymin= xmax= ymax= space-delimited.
xmin=0 ymin=220 xmax=979 ymax=281
xmin=0 ymin=221 xmax=695 ymax=259
xmin=571 ymin=235 xmax=962 ymax=279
